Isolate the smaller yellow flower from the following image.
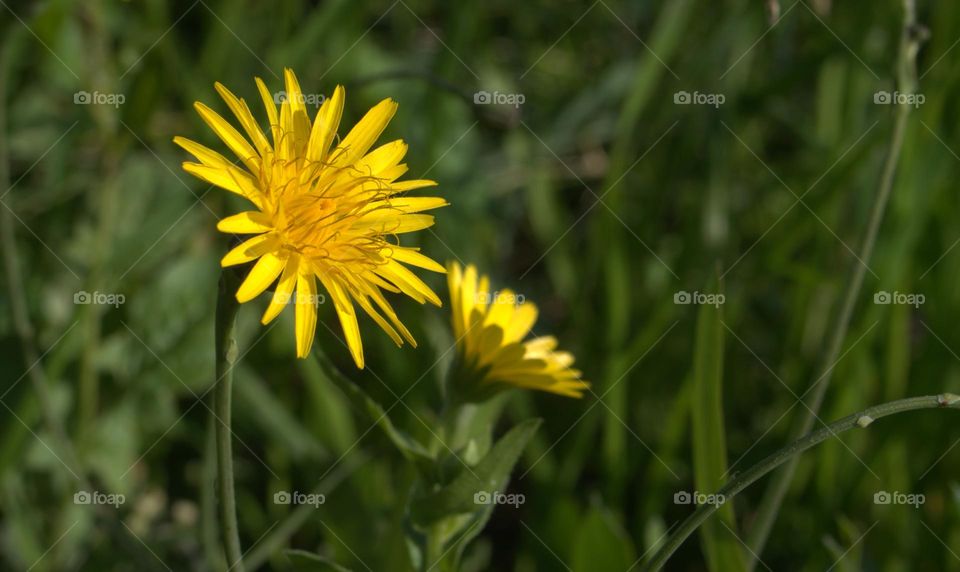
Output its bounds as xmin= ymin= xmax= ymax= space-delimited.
xmin=447 ymin=262 xmax=589 ymax=400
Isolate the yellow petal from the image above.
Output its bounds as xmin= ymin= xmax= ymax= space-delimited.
xmin=485 ymin=289 xmax=517 ymax=329
xmin=216 ymin=211 xmax=273 ymax=234
xmin=388 ymin=247 xmax=446 ymax=273
xmin=459 ymin=264 xmax=478 ymax=332
xmin=173 ymin=136 xmax=231 ymax=167
xmin=355 ymin=140 xmax=407 ymax=174
xmin=349 ymin=290 xmax=403 ymax=347
xmin=220 ymin=233 xmax=278 ymax=267
xmin=278 ymin=93 xmax=295 ymax=161
xmin=389 ymin=179 xmax=438 ymax=193
xmin=525 ymin=336 xmax=558 ymax=353
xmin=214 ymin=82 xmax=271 ymax=156
xmin=321 ymin=275 xmax=364 ymax=369
xmin=377 ymin=260 xmax=441 ymax=306
xmin=503 ymin=302 xmax=538 ymax=343
xmin=236 ymin=252 xmax=286 ymax=303
xmin=328 ymin=98 xmax=397 ymax=168
xmin=283 ymin=68 xmax=312 ymax=154
xmin=255 ymin=77 xmax=281 ymax=147
xmin=447 ymin=262 xmax=463 ymax=338
xmin=355 ymin=213 xmax=435 ymax=234
xmin=345 ymin=273 xmax=417 ymax=347
xmin=386 ymin=197 xmax=448 ymax=213
xmin=181 ymin=162 xmax=263 ymax=208
xmin=306 ymin=85 xmax=344 ymax=162
xmin=477 ymin=325 xmax=505 ymax=358
xmin=262 ymin=256 xmax=300 ymax=325
xmin=295 ymin=271 xmax=319 ymax=358
xmin=194 ymin=102 xmax=260 ymax=172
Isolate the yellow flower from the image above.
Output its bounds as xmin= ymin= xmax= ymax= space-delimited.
xmin=175 ymin=69 xmax=446 ymax=367
xmin=447 ymin=262 xmax=589 ymax=400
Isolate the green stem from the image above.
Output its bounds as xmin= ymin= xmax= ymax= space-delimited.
xmin=641 ymin=393 xmax=960 ymax=572
xmin=424 ymin=525 xmax=446 ymax=571
xmin=215 ymin=269 xmax=244 ymax=571
xmin=744 ymin=1 xmax=924 ymax=566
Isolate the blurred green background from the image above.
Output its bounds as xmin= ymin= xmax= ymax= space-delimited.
xmin=3 ymin=0 xmax=960 ymax=570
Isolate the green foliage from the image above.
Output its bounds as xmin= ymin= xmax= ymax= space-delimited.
xmin=3 ymin=0 xmax=960 ymax=570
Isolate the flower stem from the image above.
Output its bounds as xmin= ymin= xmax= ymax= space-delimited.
xmin=215 ymin=269 xmax=244 ymax=571
xmin=640 ymin=393 xmax=958 ymax=571
xmin=744 ymin=2 xmax=924 ymax=566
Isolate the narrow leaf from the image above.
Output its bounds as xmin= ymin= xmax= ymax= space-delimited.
xmin=690 ymin=280 xmax=744 ymax=571
xmin=410 ymin=418 xmax=541 ymax=526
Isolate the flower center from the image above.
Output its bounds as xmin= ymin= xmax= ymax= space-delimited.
xmin=260 ymin=155 xmax=388 ymax=270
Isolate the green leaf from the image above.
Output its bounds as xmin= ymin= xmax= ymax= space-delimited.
xmin=285 ymin=549 xmax=353 ymax=571
xmin=409 ymin=418 xmax=542 ymax=526
xmin=690 ymin=281 xmax=745 ymax=572
xmin=571 ymin=505 xmax=636 ymax=572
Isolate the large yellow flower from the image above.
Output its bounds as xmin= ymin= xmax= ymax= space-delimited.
xmin=447 ymin=262 xmax=588 ymax=400
xmin=175 ymin=69 xmax=446 ymax=367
